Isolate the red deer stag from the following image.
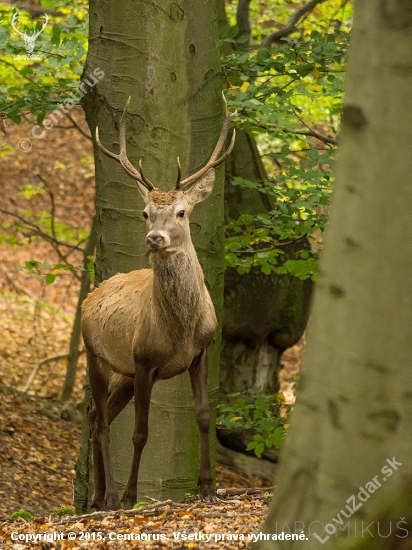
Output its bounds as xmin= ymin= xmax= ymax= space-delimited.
xmin=81 ymin=94 xmax=235 ymax=511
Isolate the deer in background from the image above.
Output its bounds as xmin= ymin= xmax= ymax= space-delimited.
xmin=81 ymin=94 xmax=236 ymax=511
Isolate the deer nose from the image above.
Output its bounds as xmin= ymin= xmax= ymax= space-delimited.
xmin=146 ymin=234 xmax=165 ymax=250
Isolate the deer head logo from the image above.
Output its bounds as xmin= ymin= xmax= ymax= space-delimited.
xmin=11 ymin=12 xmax=49 ymax=55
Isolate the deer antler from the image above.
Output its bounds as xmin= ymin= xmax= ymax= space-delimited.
xmin=96 ymin=93 xmax=236 ymax=193
xmin=176 ymin=92 xmax=236 ymax=191
xmin=95 ymin=97 xmax=155 ymax=192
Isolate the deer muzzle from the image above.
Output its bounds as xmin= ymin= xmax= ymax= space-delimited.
xmin=146 ymin=231 xmax=171 ymax=251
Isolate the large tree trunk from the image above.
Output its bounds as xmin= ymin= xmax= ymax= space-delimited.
xmin=221 ymin=130 xmax=312 ymax=398
xmin=217 ymin=0 xmax=312 ymax=402
xmin=216 ymin=0 xmax=312 ymax=464
xmin=75 ymin=0 xmax=224 ymax=511
xmin=219 ymin=129 xmax=312 ymax=461
xmin=256 ymin=2 xmax=412 ymax=547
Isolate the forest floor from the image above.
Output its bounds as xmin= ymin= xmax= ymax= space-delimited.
xmin=0 ymin=113 xmax=302 ymax=548
xmin=0 ymin=382 xmax=272 ymax=549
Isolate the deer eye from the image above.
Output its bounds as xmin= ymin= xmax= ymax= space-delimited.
xmin=177 ymin=210 xmax=185 ymax=218
xmin=142 ymin=212 xmax=148 ymax=219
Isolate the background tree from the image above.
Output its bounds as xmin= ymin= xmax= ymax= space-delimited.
xmin=217 ymin=0 xmax=348 ymax=463
xmin=74 ymin=0 xmax=226 ymax=510
xmin=256 ymin=1 xmax=412 ymax=547
xmin=219 ymin=0 xmax=313 ymax=409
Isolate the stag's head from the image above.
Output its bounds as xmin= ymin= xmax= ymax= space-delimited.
xmin=96 ymin=95 xmax=236 ymax=254
xmin=11 ymin=12 xmax=49 ymax=54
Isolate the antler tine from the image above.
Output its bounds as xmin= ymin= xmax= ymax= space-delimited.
xmin=138 ymin=159 xmax=155 ymax=189
xmin=95 ymin=97 xmax=155 ymax=192
xmin=177 ymin=92 xmax=237 ymax=190
xmin=207 ymin=91 xmax=230 ymax=161
xmin=175 ymin=157 xmax=182 ymax=188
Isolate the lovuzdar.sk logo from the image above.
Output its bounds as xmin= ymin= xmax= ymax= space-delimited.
xmin=11 ymin=11 xmax=48 ymax=59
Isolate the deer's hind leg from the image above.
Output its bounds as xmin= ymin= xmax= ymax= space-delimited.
xmin=88 ymin=351 xmax=120 ymax=511
xmin=189 ymin=348 xmax=216 ymax=502
xmin=107 ymin=373 xmax=135 ymax=424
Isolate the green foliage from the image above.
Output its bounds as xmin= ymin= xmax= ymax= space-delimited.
xmin=16 ymin=259 xmax=82 ymax=284
xmin=0 ymin=1 xmax=88 ymax=121
xmin=0 ymin=232 xmax=20 ymax=246
xmin=133 ymin=501 xmax=150 ymax=509
xmin=221 ymin=1 xmax=352 ymax=279
xmin=217 ymin=388 xmax=292 ymax=457
xmin=55 ymin=506 xmax=74 ymax=516
xmin=17 ymin=184 xmax=45 ymax=199
xmin=225 ymin=175 xmax=329 ymax=278
xmin=9 ymin=509 xmax=34 ymax=520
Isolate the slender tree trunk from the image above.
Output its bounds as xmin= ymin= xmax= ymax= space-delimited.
xmin=235 ymin=0 xmax=251 ymax=51
xmin=75 ymin=0 xmax=224 ymax=511
xmin=61 ymin=216 xmax=96 ymax=402
xmin=256 ymin=2 xmax=412 ymax=547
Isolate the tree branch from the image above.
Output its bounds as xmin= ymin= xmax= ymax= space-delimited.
xmin=38 ymin=175 xmax=57 ymax=241
xmin=262 ymin=0 xmax=329 ymax=47
xmin=283 ymin=127 xmax=337 ymax=146
xmin=291 ymin=108 xmax=337 ymax=145
xmin=63 ymin=112 xmax=92 ymax=141
xmin=0 ymin=208 xmax=84 ymax=253
xmin=0 ymin=59 xmax=38 ymax=84
xmin=247 ymin=120 xmax=337 ymax=147
xmin=22 ymin=351 xmax=85 ymax=393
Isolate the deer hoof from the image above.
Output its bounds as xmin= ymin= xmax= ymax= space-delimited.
xmin=203 ymin=495 xmax=217 ymax=503
xmin=200 ymin=482 xmax=217 ymax=503
xmin=122 ymin=494 xmax=137 ymax=511
xmin=105 ymin=493 xmax=121 ymax=511
xmin=92 ymin=498 xmax=107 ymax=511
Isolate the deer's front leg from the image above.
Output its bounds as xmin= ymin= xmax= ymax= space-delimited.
xmin=189 ymin=348 xmax=216 ymax=502
xmin=122 ymin=365 xmax=154 ymax=510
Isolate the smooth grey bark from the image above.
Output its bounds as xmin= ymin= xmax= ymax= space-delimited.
xmin=256 ymin=2 xmax=412 ymax=548
xmin=75 ymin=0 xmax=224 ymax=511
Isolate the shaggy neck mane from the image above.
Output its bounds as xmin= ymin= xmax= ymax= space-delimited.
xmin=151 ymin=244 xmax=203 ymax=331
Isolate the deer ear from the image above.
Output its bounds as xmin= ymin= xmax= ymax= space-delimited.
xmin=184 ymin=168 xmax=215 ymax=205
